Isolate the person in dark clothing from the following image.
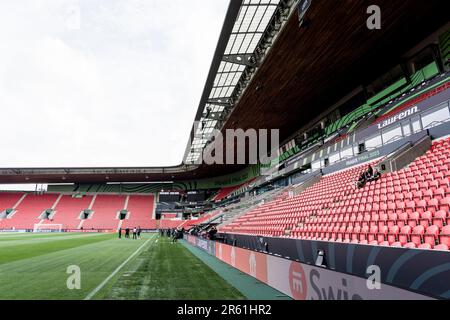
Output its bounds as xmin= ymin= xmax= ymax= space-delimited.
xmin=372 ymin=167 xmax=381 ymax=180
xmin=172 ymin=228 xmax=179 ymax=243
xmin=125 ymin=227 xmax=130 ymax=238
xmin=366 ymin=165 xmax=374 ymax=179
xmin=118 ymin=227 xmax=122 ymax=239
xmin=137 ymin=226 xmax=141 ymax=239
xmin=208 ymin=226 xmax=217 ymax=240
xmin=357 ymin=171 xmax=367 ymax=189
xmin=366 ymin=165 xmax=381 ymax=182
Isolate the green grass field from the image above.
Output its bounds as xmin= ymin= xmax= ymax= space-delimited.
xmin=0 ymin=232 xmax=245 ymax=300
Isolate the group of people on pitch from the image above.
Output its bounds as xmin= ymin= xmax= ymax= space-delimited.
xmin=159 ymin=227 xmax=184 ymax=243
xmin=118 ymin=226 xmax=141 ymax=239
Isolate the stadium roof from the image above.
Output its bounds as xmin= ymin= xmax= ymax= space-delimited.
xmin=184 ymin=0 xmax=288 ymax=164
xmin=0 ymin=0 xmax=295 ymax=184
xmin=0 ymin=0 xmax=448 ymax=184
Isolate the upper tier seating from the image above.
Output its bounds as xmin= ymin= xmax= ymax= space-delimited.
xmin=220 ymin=137 xmax=450 ymax=251
xmin=121 ymin=195 xmax=157 ymax=229
xmin=213 ymin=181 xmax=250 ymax=202
xmin=51 ymin=195 xmax=94 ymax=229
xmin=159 ymin=219 xmax=184 ymax=229
xmin=182 ymin=210 xmax=224 ymax=229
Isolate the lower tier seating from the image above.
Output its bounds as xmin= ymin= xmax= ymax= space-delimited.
xmin=82 ymin=194 xmax=126 ymax=229
xmin=0 ymin=191 xmax=222 ymax=231
xmin=220 ymin=137 xmax=450 ymax=251
xmin=51 ymin=195 xmax=94 ymax=229
xmin=121 ymin=195 xmax=157 ymax=229
xmin=0 ymin=194 xmax=59 ymax=229
xmin=0 ymin=193 xmax=157 ymax=231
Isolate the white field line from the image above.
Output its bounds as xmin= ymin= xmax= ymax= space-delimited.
xmin=84 ymin=234 xmax=155 ymax=300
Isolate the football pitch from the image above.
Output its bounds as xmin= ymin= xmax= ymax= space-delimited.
xmin=0 ymin=232 xmax=247 ymax=300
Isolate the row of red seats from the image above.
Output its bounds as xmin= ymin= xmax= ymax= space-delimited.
xmin=0 ymin=194 xmax=58 ymax=229
xmin=292 ymin=223 xmax=450 ymax=247
xmin=122 ymin=195 xmax=156 ymax=229
xmin=221 ymin=137 xmax=450 ymax=250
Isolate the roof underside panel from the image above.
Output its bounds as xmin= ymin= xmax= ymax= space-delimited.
xmin=186 ymin=0 xmax=282 ymax=164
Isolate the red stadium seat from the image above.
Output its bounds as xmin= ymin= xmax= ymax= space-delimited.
xmin=407 ymin=211 xmax=420 ymax=227
xmin=419 ymin=211 xmax=432 ymax=227
xmin=367 ymin=226 xmax=378 ymax=242
xmin=397 ymin=212 xmax=408 ymax=227
xmin=426 ymin=198 xmax=439 ymax=213
xmin=398 ymin=225 xmax=412 ymax=245
xmin=406 ymin=200 xmax=416 ymax=214
xmin=415 ymin=199 xmax=427 ymax=213
xmin=432 ymin=210 xmax=447 ymax=228
xmin=377 ymin=225 xmax=388 ymax=243
xmin=387 ymin=225 xmax=399 ymax=244
xmin=423 ymin=225 xmax=439 ymax=247
xmin=440 ymin=197 xmax=450 ymax=212
xmin=439 ymin=225 xmax=450 ymax=247
xmin=411 ymin=225 xmax=425 ymax=246
xmin=434 ymin=244 xmax=449 ymax=251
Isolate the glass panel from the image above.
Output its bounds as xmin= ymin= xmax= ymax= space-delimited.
xmin=341 ymin=147 xmax=353 ymax=159
xmin=402 ymin=121 xmax=411 ymax=136
xmin=382 ymin=124 xmax=402 ymax=144
xmin=329 ymin=152 xmax=341 ymax=164
xmin=421 ymin=104 xmax=450 ymax=129
xmin=411 ymin=116 xmax=422 ymax=133
xmin=365 ymin=134 xmax=382 ymax=150
xmin=311 ymin=160 xmax=321 ymax=170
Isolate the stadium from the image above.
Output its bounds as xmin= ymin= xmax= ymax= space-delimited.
xmin=0 ymin=0 xmax=449 ymax=305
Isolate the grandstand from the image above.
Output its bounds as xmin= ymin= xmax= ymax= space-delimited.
xmin=51 ymin=194 xmax=94 ymax=229
xmin=220 ymin=137 xmax=450 ymax=250
xmin=0 ymin=0 xmax=449 ymax=302
xmin=121 ymin=195 xmax=157 ymax=229
xmin=0 ymin=193 xmax=59 ymax=229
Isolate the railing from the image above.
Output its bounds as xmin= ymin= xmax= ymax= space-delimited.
xmin=383 ymin=134 xmax=405 ymax=144
xmin=423 ymin=118 xmax=450 ymax=130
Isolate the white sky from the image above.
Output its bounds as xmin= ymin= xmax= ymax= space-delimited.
xmin=0 ymin=0 xmax=229 ymax=168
